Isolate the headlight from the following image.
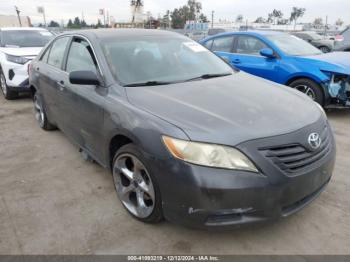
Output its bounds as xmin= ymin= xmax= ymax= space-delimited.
xmin=5 ymin=54 xmax=30 ymax=65
xmin=162 ymin=136 xmax=258 ymax=172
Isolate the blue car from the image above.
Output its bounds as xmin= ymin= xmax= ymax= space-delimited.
xmin=200 ymin=31 xmax=350 ymax=107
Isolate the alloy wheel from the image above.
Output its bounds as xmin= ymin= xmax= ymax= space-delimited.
xmin=293 ymin=84 xmax=316 ymax=100
xmin=34 ymin=95 xmax=45 ymax=127
xmin=0 ymin=73 xmax=7 ymax=96
xmin=113 ymin=153 xmax=155 ymax=218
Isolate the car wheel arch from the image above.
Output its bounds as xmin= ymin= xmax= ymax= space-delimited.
xmin=286 ymin=76 xmax=327 ymax=105
xmin=109 ymin=134 xmax=134 ymax=170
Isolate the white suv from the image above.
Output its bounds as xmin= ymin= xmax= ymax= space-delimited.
xmin=0 ymin=27 xmax=53 ymax=99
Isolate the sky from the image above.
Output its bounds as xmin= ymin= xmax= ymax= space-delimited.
xmin=0 ymin=0 xmax=349 ymax=25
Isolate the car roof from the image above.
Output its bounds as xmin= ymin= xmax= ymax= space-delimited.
xmin=0 ymin=27 xmax=48 ymax=31
xmin=60 ymin=29 xmax=183 ymax=40
xmin=206 ymin=30 xmax=285 ymax=39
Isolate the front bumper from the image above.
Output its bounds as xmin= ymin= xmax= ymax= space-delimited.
xmin=152 ymin=119 xmax=336 ymax=228
xmin=1 ymin=60 xmax=31 ymax=92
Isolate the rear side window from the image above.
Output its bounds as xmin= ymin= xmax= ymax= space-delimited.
xmin=47 ymin=37 xmax=70 ymax=69
xmin=203 ymin=39 xmax=213 ymax=49
xmin=211 ymin=36 xmax=234 ymax=53
xmin=66 ymin=38 xmax=97 ymax=73
xmin=40 ymin=46 xmax=51 ymax=63
xmin=236 ymin=36 xmax=268 ymax=55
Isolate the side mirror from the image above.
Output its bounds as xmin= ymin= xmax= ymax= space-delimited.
xmin=69 ymin=70 xmax=100 ymax=86
xmin=260 ymin=48 xmax=276 ymax=59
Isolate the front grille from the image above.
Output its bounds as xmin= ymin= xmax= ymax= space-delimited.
xmin=259 ymin=126 xmax=332 ymax=174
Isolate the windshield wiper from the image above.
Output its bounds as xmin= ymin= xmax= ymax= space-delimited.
xmin=124 ymin=81 xmax=174 ymax=87
xmin=184 ymin=73 xmax=232 ymax=82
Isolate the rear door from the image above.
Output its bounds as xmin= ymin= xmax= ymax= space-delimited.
xmin=231 ymin=35 xmax=280 ymax=81
xmin=210 ymin=35 xmax=235 ymax=66
xmin=35 ymin=36 xmax=70 ymax=123
xmin=59 ymin=36 xmax=105 ymax=161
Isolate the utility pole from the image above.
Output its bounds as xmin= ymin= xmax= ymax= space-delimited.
xmin=37 ymin=6 xmax=47 ymax=27
xmin=211 ymin=10 xmax=214 ymax=28
xmin=324 ymin=15 xmax=328 ymax=38
xmin=15 ymin=6 xmax=22 ymax=27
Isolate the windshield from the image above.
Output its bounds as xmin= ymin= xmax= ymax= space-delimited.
xmin=267 ymin=34 xmax=322 ymax=56
xmin=1 ymin=30 xmax=53 ymax=48
xmin=101 ymin=36 xmax=233 ymax=86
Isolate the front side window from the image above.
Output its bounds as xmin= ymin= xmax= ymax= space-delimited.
xmin=47 ymin=37 xmax=70 ymax=69
xmin=1 ymin=30 xmax=53 ymax=48
xmin=66 ymin=38 xmax=97 ymax=73
xmin=236 ymin=36 xmax=268 ymax=55
xmin=211 ymin=36 xmax=234 ymax=52
xmin=102 ymin=36 xmax=233 ymax=86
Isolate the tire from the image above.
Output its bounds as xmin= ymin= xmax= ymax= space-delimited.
xmin=0 ymin=70 xmax=17 ymax=100
xmin=319 ymin=46 xmax=331 ymax=53
xmin=112 ymin=144 xmax=163 ymax=224
xmin=33 ymin=92 xmax=56 ymax=131
xmin=289 ymin=78 xmax=325 ymax=106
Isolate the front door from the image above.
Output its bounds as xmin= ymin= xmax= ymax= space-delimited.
xmin=58 ymin=37 xmax=105 ymax=162
xmin=231 ymin=35 xmax=279 ymax=82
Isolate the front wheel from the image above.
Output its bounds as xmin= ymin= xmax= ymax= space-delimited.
xmin=0 ymin=70 xmax=17 ymax=100
xmin=112 ymin=144 xmax=163 ymax=223
xmin=289 ymin=78 xmax=325 ymax=106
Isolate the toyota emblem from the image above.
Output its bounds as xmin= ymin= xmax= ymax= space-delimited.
xmin=308 ymin=133 xmax=321 ymax=150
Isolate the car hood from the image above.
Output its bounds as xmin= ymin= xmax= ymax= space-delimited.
xmin=0 ymin=47 xmax=43 ymax=57
xmin=126 ymin=72 xmax=322 ymax=146
xmin=298 ymin=52 xmax=350 ymax=75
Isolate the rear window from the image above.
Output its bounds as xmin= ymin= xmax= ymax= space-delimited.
xmin=341 ymin=27 xmax=350 ymax=37
xmin=1 ymin=30 xmax=53 ymax=48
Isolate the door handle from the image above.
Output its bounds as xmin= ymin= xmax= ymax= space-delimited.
xmin=232 ymin=59 xmax=241 ymax=64
xmin=57 ymin=80 xmax=65 ymax=91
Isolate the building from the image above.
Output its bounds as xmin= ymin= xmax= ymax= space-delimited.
xmin=0 ymin=14 xmax=31 ymax=27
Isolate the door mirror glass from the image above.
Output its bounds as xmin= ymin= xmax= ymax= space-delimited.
xmin=69 ymin=70 xmax=100 ymax=86
xmin=260 ymin=48 xmax=275 ymax=58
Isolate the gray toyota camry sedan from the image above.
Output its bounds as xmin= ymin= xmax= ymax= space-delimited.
xmin=29 ymin=29 xmax=336 ymax=228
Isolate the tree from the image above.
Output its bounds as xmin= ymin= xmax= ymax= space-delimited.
xmin=235 ymin=14 xmax=243 ymax=23
xmin=73 ymin=17 xmax=81 ymax=28
xmin=335 ymin=18 xmax=344 ymax=26
xmin=313 ymin=17 xmax=323 ymax=28
xmin=271 ymin=9 xmax=283 ymax=25
xmin=67 ymin=19 xmax=73 ymax=28
xmin=81 ymin=20 xmax=87 ymax=27
xmin=95 ymin=19 xmax=103 ymax=28
xmin=170 ymin=0 xmax=207 ymax=29
xmin=254 ymin=17 xmax=266 ymax=24
xmin=290 ymin=7 xmax=306 ymax=30
xmin=48 ymin=20 xmax=60 ymax=27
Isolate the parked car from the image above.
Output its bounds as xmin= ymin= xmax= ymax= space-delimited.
xmin=185 ymin=31 xmax=207 ymax=42
xmin=0 ymin=27 xmax=54 ymax=99
xmin=29 ymin=29 xmax=335 ymax=228
xmin=291 ymin=31 xmax=334 ymax=53
xmin=208 ymin=28 xmax=227 ymax=36
xmin=200 ymin=31 xmax=350 ymax=107
xmin=334 ymin=27 xmax=350 ymax=52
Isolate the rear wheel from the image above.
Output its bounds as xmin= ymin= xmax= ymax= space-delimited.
xmin=0 ymin=70 xmax=17 ymax=100
xmin=112 ymin=144 xmax=163 ymax=223
xmin=289 ymin=78 xmax=325 ymax=106
xmin=33 ymin=92 xmax=56 ymax=131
